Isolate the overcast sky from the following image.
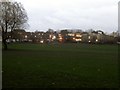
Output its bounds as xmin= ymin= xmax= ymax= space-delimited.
xmin=15 ymin=0 xmax=119 ymax=33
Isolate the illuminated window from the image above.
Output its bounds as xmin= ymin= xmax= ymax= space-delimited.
xmin=75 ymin=38 xmax=82 ymax=42
xmin=25 ymin=35 xmax=27 ymax=38
xmin=49 ymin=35 xmax=52 ymax=38
xmin=80 ymin=39 xmax=82 ymax=41
xmin=68 ymin=33 xmax=75 ymax=36
xmin=88 ymin=36 xmax=91 ymax=39
xmin=96 ymin=39 xmax=98 ymax=42
xmin=76 ymin=34 xmax=82 ymax=37
xmin=73 ymin=37 xmax=75 ymax=40
xmin=52 ymin=36 xmax=56 ymax=40
xmin=59 ymin=37 xmax=62 ymax=40
xmin=40 ymin=40 xmax=44 ymax=43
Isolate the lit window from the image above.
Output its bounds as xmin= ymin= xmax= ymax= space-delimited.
xmin=52 ymin=36 xmax=56 ymax=40
xmin=75 ymin=38 xmax=82 ymax=42
xmin=59 ymin=37 xmax=62 ymax=40
xmin=96 ymin=39 xmax=98 ymax=42
xmin=40 ymin=40 xmax=44 ymax=43
xmin=88 ymin=36 xmax=91 ymax=39
xmin=76 ymin=34 xmax=82 ymax=37
xmin=68 ymin=33 xmax=75 ymax=36
xmin=73 ymin=37 xmax=75 ymax=40
xmin=25 ymin=35 xmax=27 ymax=38
xmin=49 ymin=35 xmax=52 ymax=38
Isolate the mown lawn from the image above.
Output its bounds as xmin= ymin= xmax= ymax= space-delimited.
xmin=2 ymin=43 xmax=119 ymax=88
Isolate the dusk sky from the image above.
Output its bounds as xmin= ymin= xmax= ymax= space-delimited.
xmin=16 ymin=0 xmax=119 ymax=33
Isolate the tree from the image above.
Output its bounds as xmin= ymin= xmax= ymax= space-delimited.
xmin=0 ymin=1 xmax=28 ymax=50
xmin=86 ymin=29 xmax=94 ymax=34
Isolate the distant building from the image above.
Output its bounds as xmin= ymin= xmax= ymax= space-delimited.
xmin=5 ymin=28 xmax=118 ymax=44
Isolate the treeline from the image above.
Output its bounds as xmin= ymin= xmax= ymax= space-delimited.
xmin=5 ymin=29 xmax=120 ymax=44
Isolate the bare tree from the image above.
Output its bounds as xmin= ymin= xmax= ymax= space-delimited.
xmin=0 ymin=1 xmax=28 ymax=50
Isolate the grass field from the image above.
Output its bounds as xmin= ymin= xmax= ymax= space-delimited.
xmin=2 ymin=43 xmax=119 ymax=88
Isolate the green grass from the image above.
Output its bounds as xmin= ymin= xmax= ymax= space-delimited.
xmin=2 ymin=43 xmax=119 ymax=88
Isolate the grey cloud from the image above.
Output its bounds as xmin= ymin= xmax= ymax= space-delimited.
xmin=16 ymin=0 xmax=119 ymax=33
